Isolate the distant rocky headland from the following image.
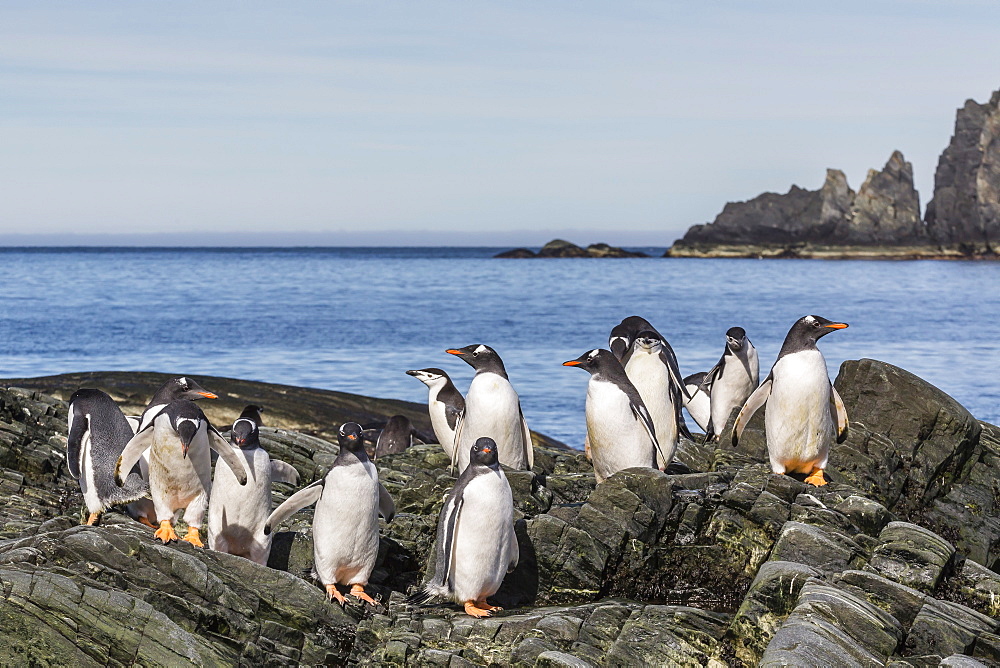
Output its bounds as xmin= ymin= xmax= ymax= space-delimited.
xmin=495 ymin=238 xmax=648 ymax=258
xmin=667 ymin=88 xmax=1000 ymax=259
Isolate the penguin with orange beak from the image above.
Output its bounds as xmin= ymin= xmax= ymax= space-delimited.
xmin=732 ymin=315 xmax=849 ymax=486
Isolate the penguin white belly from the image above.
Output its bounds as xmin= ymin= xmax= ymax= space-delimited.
xmin=148 ymin=424 xmax=212 ymax=526
xmin=710 ymin=364 xmax=756 ymax=436
xmin=625 ymin=353 xmax=678 ymax=467
xmin=313 ymin=461 xmax=381 ymax=586
xmin=458 ymin=374 xmax=526 ymax=471
xmin=428 ymin=398 xmax=455 ymax=460
xmin=208 ymin=447 xmax=272 ymax=564
xmin=79 ymin=430 xmax=104 ymax=513
xmin=585 ymin=379 xmax=655 ymax=483
xmin=449 ymin=471 xmax=513 ymax=603
xmin=765 ymin=351 xmax=834 ymax=474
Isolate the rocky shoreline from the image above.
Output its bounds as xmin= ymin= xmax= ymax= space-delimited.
xmin=495 ymin=239 xmax=648 ymax=258
xmin=0 ymin=363 xmax=998 ymax=666
xmin=664 ymin=243 xmax=998 ymax=260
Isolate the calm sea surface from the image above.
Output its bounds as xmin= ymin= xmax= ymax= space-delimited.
xmin=0 ymin=247 xmax=996 ymax=446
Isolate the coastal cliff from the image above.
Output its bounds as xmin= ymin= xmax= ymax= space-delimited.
xmin=0 ymin=366 xmax=998 ymax=665
xmin=668 ymin=89 xmax=1000 ymax=259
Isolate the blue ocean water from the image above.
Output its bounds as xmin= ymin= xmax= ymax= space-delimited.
xmin=0 ymin=247 xmax=996 ymax=447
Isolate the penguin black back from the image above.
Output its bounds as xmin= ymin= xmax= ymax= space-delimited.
xmin=375 ymin=415 xmax=415 ymax=458
xmin=446 ymin=345 xmax=508 ymax=378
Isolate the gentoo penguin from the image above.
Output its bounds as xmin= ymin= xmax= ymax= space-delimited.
xmin=116 ymin=399 xmax=248 ymax=546
xmin=264 ymin=422 xmax=395 ymax=605
xmin=701 ymin=327 xmax=760 ymax=440
xmin=406 ymin=368 xmax=465 ymax=463
xmin=410 ymin=437 xmax=518 ymax=618
xmin=608 ymin=315 xmax=657 ymax=361
xmin=683 ymin=372 xmax=712 ymax=432
xmin=207 ymin=406 xmax=299 ymax=565
xmin=732 ymin=315 xmax=849 ymax=486
xmin=66 ymin=389 xmax=149 ymax=526
xmin=374 ymin=415 xmax=422 ymax=458
xmin=138 ymin=376 xmax=218 ymax=431
xmin=563 ymin=349 xmax=663 ymax=483
xmin=622 ymin=331 xmax=691 ymax=468
xmin=446 ymin=345 xmax=533 ymax=472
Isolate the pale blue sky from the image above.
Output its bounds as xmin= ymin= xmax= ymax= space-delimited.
xmin=2 ymin=1 xmax=998 ymax=245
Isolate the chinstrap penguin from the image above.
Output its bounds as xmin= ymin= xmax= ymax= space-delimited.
xmin=409 ymin=437 xmax=518 ymax=618
xmin=264 ymin=422 xmax=395 ymax=605
xmin=622 ymin=331 xmax=691 ymax=468
xmin=564 ymin=349 xmax=663 ymax=483
xmin=446 ymin=345 xmax=533 ymax=472
xmin=683 ymin=372 xmax=712 ymax=432
xmin=116 ymin=399 xmax=248 ymax=546
xmin=406 ymin=368 xmax=465 ymax=464
xmin=67 ymin=389 xmax=149 ymax=526
xmin=732 ymin=315 xmax=849 ymax=486
xmin=207 ymin=405 xmax=299 ymax=565
xmin=608 ymin=315 xmax=657 ymax=362
xmin=701 ymin=327 xmax=760 ymax=441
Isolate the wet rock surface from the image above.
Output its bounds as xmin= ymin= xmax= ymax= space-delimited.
xmin=1 ymin=361 xmax=999 ymax=666
xmin=495 ymin=239 xmax=648 ymax=258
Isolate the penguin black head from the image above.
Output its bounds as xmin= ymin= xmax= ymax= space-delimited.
xmin=231 ymin=405 xmax=263 ymax=449
xmin=446 ymin=344 xmax=507 ymax=376
xmin=609 ymin=316 xmax=658 ymax=360
xmin=152 ymin=376 xmax=218 ymax=404
xmin=563 ymin=348 xmax=620 ymax=376
xmin=780 ymin=315 xmax=849 ymax=355
xmin=726 ymin=327 xmax=747 ymax=352
xmin=469 ymin=437 xmax=500 ymax=468
xmin=338 ymin=422 xmax=368 ymax=456
xmin=633 ymin=330 xmax=663 ymax=352
xmin=405 ymin=368 xmax=449 ymax=385
xmin=167 ymin=401 xmax=204 ymax=458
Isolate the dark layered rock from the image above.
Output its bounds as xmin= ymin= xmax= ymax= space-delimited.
xmin=2 ymin=360 xmax=1000 ymax=666
xmin=669 ymin=152 xmax=926 ymax=256
xmin=495 ymin=239 xmax=648 ymax=258
xmin=926 ymin=89 xmax=1000 ymax=251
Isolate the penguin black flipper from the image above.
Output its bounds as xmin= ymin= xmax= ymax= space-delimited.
xmin=378 ymin=483 xmax=396 ymax=522
xmin=269 ymin=460 xmax=300 ymax=485
xmin=263 ymin=479 xmax=325 ymax=535
xmin=207 ymin=425 xmax=249 ymax=486
xmin=732 ymin=374 xmax=773 ymax=447
xmin=66 ymin=404 xmax=88 ymax=480
xmin=506 ymin=523 xmax=519 ymax=573
xmin=830 ymin=385 xmax=849 ymax=444
xmin=629 ymin=400 xmax=666 ymax=467
xmin=518 ymin=404 xmax=534 ymax=470
xmin=449 ymin=412 xmax=466 ymax=474
xmin=412 ymin=486 xmax=465 ymax=603
xmin=115 ymin=425 xmax=155 ymax=486
xmin=699 ymin=352 xmax=727 ymax=394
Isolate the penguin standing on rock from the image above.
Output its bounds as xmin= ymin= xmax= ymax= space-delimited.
xmin=116 ymin=399 xmax=248 ymax=546
xmin=623 ymin=330 xmax=691 ymax=468
xmin=406 ymin=368 xmax=465 ymax=464
xmin=67 ymin=389 xmax=149 ymax=526
xmin=563 ymin=349 xmax=664 ymax=483
xmin=732 ymin=315 xmax=849 ymax=487
xmin=264 ymin=422 xmax=395 ymax=605
xmin=410 ymin=437 xmax=518 ymax=618
xmin=208 ymin=406 xmax=299 ymax=565
xmin=447 ymin=345 xmax=533 ymax=472
xmin=702 ymin=327 xmax=760 ymax=441
xmin=138 ymin=376 xmax=218 ymax=431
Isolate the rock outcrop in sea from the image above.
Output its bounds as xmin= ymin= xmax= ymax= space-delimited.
xmin=496 ymin=239 xmax=648 ymax=258
xmin=1 ymin=364 xmax=999 ymax=665
xmin=668 ymin=88 xmax=1000 ymax=259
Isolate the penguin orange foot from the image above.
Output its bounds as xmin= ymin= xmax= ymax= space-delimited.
xmin=182 ymin=527 xmax=203 ymax=547
xmin=463 ymin=601 xmax=493 ymax=618
xmin=350 ymin=584 xmax=378 ymax=606
xmin=325 ymin=584 xmax=347 ymax=605
xmin=85 ymin=512 xmax=101 ymax=526
xmin=137 ymin=516 xmax=157 ymax=529
xmin=154 ymin=520 xmax=179 ymax=543
xmin=476 ymin=598 xmax=502 ymax=612
xmin=804 ymin=467 xmax=828 ymax=487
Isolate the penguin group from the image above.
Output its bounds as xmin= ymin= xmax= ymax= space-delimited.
xmin=67 ymin=316 xmax=847 ymax=618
